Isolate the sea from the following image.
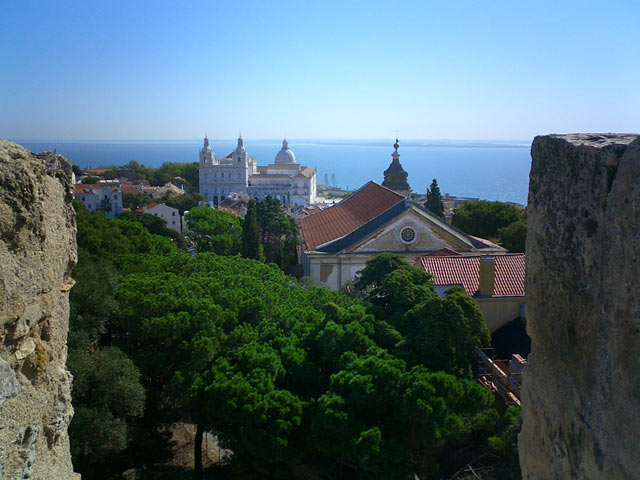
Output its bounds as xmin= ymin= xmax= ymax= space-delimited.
xmin=15 ymin=139 xmax=532 ymax=205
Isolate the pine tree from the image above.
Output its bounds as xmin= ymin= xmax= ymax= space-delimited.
xmin=242 ymin=199 xmax=263 ymax=260
xmin=425 ymin=178 xmax=445 ymax=218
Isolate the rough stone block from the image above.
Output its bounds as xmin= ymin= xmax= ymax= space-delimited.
xmin=519 ymin=134 xmax=640 ymax=479
xmin=0 ymin=140 xmax=77 ymax=479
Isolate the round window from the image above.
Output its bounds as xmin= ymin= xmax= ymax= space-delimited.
xmin=400 ymin=227 xmax=416 ymax=244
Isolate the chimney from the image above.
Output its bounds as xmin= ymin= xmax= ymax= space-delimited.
xmin=478 ymin=256 xmax=496 ymax=296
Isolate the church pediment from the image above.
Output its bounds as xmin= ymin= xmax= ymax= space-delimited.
xmin=346 ymin=206 xmax=475 ymax=254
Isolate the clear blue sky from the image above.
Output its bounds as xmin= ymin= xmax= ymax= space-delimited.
xmin=1 ymin=0 xmax=638 ymax=141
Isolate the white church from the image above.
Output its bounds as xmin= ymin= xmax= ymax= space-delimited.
xmin=198 ymin=135 xmax=317 ymax=206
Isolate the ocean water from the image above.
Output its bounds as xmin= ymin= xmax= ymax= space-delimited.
xmin=16 ymin=139 xmax=532 ymax=205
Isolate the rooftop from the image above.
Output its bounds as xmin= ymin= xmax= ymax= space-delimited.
xmin=299 ymin=181 xmax=404 ymax=250
xmin=414 ymin=253 xmax=525 ymax=296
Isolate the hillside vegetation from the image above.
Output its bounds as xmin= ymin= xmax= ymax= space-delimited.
xmin=68 ymin=205 xmax=520 ymax=480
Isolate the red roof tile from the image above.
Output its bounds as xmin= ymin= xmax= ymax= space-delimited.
xmin=415 ymin=254 xmax=525 ymax=296
xmin=121 ymin=186 xmax=143 ymax=196
xmin=300 ymin=181 xmax=404 ymax=250
xmin=73 ymin=183 xmax=111 ymax=194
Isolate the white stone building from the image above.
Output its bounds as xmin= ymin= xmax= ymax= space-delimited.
xmin=73 ymin=184 xmax=123 ymax=218
xmin=199 ymin=136 xmax=317 ymax=206
xmin=142 ymin=203 xmax=181 ymax=233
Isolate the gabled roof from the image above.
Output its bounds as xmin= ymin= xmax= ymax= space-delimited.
xmin=414 ymin=254 xmax=525 ymax=296
xmin=300 ymin=181 xmax=404 ymax=250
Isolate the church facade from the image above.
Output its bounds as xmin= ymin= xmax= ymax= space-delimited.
xmin=299 ymin=181 xmax=506 ymax=290
xmin=198 ymin=136 xmax=317 ymax=206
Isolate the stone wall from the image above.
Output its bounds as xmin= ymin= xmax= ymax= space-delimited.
xmin=0 ymin=140 xmax=77 ymax=479
xmin=519 ymin=134 xmax=640 ymax=479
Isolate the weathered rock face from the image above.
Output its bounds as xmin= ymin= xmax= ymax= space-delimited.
xmin=520 ymin=134 xmax=640 ymax=479
xmin=0 ymin=140 xmax=77 ymax=479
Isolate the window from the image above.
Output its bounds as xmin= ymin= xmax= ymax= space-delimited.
xmin=400 ymin=226 xmax=416 ymax=244
xmin=172 ymin=212 xmax=175 ymax=216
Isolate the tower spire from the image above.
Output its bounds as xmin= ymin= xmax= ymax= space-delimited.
xmin=382 ymin=137 xmax=410 ymax=196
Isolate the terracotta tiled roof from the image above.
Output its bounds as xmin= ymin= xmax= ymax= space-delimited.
xmin=415 ymin=254 xmax=525 ymax=296
xmin=121 ymin=186 xmax=143 ymax=196
xmin=73 ymin=184 xmax=94 ymax=194
xmin=300 ymin=181 xmax=404 ymax=250
xmin=143 ymin=202 xmax=160 ymax=210
xmin=73 ymin=183 xmax=113 ymax=194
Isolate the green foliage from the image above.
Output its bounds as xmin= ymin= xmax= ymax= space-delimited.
xmin=164 ymin=192 xmax=205 ymax=215
xmin=109 ymin=253 xmax=495 ymax=477
xmin=355 ymin=254 xmax=491 ymax=378
xmin=452 ymin=201 xmax=522 ymax=240
xmin=122 ymin=192 xmax=153 ymax=210
xmin=486 ymin=407 xmax=522 ymax=479
xmin=185 ymin=206 xmax=242 ymax=255
xmin=68 ymin=248 xmax=146 ymax=476
xmin=69 ymin=208 xmax=502 ymax=478
xmin=498 ymin=217 xmax=527 ymax=253
xmin=241 ymin=199 xmax=263 ymax=260
xmin=119 ymin=212 xmax=187 ymax=250
xmin=68 ymin=346 xmax=145 ymax=466
xmin=84 ymin=175 xmax=101 ymax=184
xmin=425 ymin=178 xmax=445 ymax=218
xmin=256 ymin=196 xmax=299 ymax=270
xmin=403 ymin=286 xmax=491 ymax=377
xmin=68 ymin=250 xmax=119 ymax=350
xmin=124 ymin=160 xmax=199 ymax=191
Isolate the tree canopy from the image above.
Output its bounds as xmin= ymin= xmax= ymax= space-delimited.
xmin=184 ymin=206 xmax=242 ymax=255
xmin=451 ymin=200 xmax=526 ymax=251
xmin=124 ymin=161 xmax=199 ymax=192
xmin=241 ymin=199 xmax=263 ymax=261
xmin=68 ymin=207 xmax=518 ymax=479
xmin=163 ymin=192 xmax=205 ymax=215
xmin=256 ymin=196 xmax=299 ymax=271
xmin=425 ymin=178 xmax=445 ymax=218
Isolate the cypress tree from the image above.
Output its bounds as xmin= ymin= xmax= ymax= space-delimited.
xmin=425 ymin=178 xmax=445 ymax=218
xmin=242 ymin=199 xmax=263 ymax=260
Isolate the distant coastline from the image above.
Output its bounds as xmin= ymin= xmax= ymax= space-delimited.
xmin=15 ymin=139 xmax=532 ymax=205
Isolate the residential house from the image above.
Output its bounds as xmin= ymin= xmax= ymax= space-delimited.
xmin=142 ymin=203 xmax=181 ymax=233
xmin=73 ymin=184 xmax=123 ymax=218
xmin=414 ymin=253 xmax=526 ymax=332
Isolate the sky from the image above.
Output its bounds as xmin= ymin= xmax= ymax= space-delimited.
xmin=1 ymin=0 xmax=639 ymax=141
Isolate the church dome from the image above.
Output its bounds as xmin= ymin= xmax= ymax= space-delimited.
xmin=275 ymin=139 xmax=296 ymax=164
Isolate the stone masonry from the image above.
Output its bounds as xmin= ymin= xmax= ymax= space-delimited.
xmin=519 ymin=134 xmax=640 ymax=479
xmin=0 ymin=140 xmax=77 ymax=479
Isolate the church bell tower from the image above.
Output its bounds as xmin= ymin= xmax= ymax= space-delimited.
xmin=382 ymin=139 xmax=411 ymax=196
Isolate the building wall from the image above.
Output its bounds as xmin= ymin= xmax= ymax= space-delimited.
xmin=74 ymin=188 xmax=122 ymax=217
xmin=305 ymin=252 xmax=422 ymax=290
xmin=146 ymin=204 xmax=181 ymax=233
xmin=474 ymin=296 xmax=525 ymax=332
xmin=199 ymin=151 xmax=316 ymax=206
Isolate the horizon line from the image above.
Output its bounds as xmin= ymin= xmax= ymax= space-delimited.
xmin=9 ymin=137 xmax=534 ymax=144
